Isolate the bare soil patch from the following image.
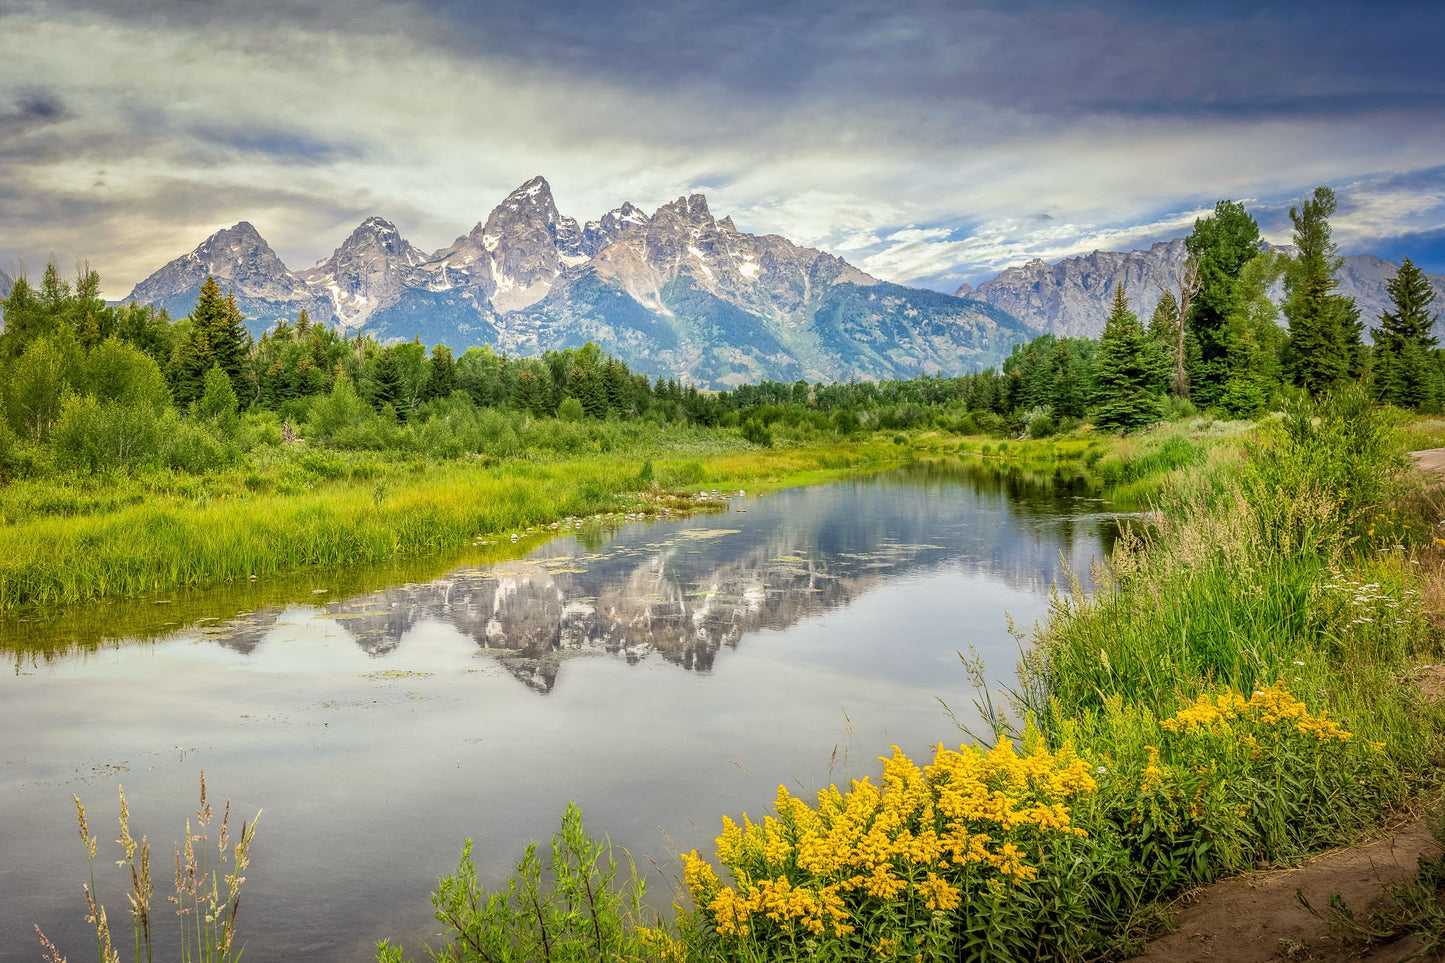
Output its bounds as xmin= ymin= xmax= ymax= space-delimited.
xmin=1133 ymin=819 xmax=1441 ymax=961
xmin=1411 ymin=449 xmax=1445 ymax=482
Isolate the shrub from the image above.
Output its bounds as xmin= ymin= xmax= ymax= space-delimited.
xmin=161 ymin=411 xmax=236 ymax=473
xmin=558 ymin=396 xmax=586 ymax=422
xmin=741 ymin=418 xmax=773 ymax=448
xmin=1023 ymin=406 xmax=1056 ymax=439
xmin=51 ymin=392 xmax=164 ymax=473
xmin=376 ymin=804 xmax=679 ymax=963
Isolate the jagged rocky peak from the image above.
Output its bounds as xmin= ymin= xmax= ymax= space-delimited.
xmin=300 ymin=216 xmax=428 ymax=328
xmin=492 ymin=174 xmax=587 ymax=257
xmin=952 ymin=238 xmax=1191 ymax=337
xmin=123 ymin=220 xmax=333 ymax=332
xmin=583 ymin=202 xmax=650 ymax=252
xmin=655 ymin=193 xmax=714 ymax=227
xmin=424 ymin=175 xmax=586 ymax=312
xmin=954 ymin=238 xmax=1445 ymax=341
xmin=129 ymin=220 xmax=313 ymax=304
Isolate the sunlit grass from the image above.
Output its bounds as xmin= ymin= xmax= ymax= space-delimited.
xmin=0 ymin=438 xmax=914 ymax=612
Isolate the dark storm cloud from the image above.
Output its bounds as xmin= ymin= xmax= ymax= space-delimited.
xmin=416 ymin=0 xmax=1445 ymax=120
xmin=0 ymin=87 xmax=71 ymax=134
xmin=22 ymin=0 xmax=1445 ymax=121
xmin=2 ymin=0 xmax=1442 ymax=294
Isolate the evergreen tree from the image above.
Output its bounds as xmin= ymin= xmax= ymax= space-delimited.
xmin=1093 ymin=286 xmax=1165 ymax=432
xmin=1283 ymin=187 xmax=1362 ymax=395
xmin=1049 ymin=339 xmax=1084 ymax=418
xmin=369 ymin=348 xmax=404 ymax=415
xmin=175 ymin=277 xmax=250 ymax=405
xmin=1371 ymin=257 xmax=1440 ymax=408
xmin=1184 ymin=200 xmax=1262 ymax=406
xmin=0 ymin=276 xmax=40 ymax=359
xmin=425 ymin=344 xmax=457 ymax=402
xmin=1147 ymin=290 xmax=1181 ymax=385
xmin=1217 ymin=251 xmax=1287 ymax=416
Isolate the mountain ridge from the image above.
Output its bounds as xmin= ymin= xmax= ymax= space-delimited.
xmin=956 ymin=240 xmax=1445 ymax=341
xmin=122 ymin=176 xmax=1028 ymax=386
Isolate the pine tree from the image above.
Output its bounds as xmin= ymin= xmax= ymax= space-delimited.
xmin=1148 ymin=290 xmax=1181 ymax=355
xmin=1049 ymin=339 xmax=1084 ymax=418
xmin=1284 ymin=187 xmax=1362 ymax=395
xmin=0 ymin=276 xmax=40 ymax=359
xmin=1093 ymin=286 xmax=1165 ymax=432
xmin=1371 ymin=257 xmax=1440 ymax=408
xmin=1184 ymin=201 xmax=1262 ymax=406
xmin=425 ymin=344 xmax=457 ymax=402
xmin=175 ymin=277 xmax=250 ymax=405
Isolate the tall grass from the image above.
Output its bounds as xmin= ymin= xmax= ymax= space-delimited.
xmin=0 ymin=439 xmax=908 ymax=612
xmin=38 ymin=773 xmax=260 ymax=963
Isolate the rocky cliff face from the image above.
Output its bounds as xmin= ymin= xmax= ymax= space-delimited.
xmin=954 ymin=239 xmax=1190 ymax=337
xmin=126 ymin=221 xmax=334 ymax=334
xmin=125 ymin=177 xmax=1029 ymax=384
xmin=1337 ymin=254 xmax=1445 ymax=335
xmin=421 ymin=175 xmax=584 ymax=313
xmin=299 ymin=217 xmax=430 ymax=329
xmin=956 ymin=240 xmax=1445 ymax=340
xmin=0 ymin=267 xmax=12 ymax=300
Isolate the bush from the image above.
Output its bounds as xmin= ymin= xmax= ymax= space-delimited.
xmin=558 ymin=396 xmax=586 ymax=422
xmin=193 ymin=364 xmax=240 ymax=438
xmin=741 ymin=418 xmax=773 ymax=448
xmin=376 ymin=805 xmax=679 ymax=963
xmin=51 ymin=392 xmax=164 ymax=472
xmin=1024 ymin=406 xmax=1056 ymax=439
xmin=307 ymin=373 xmax=376 ymax=444
xmin=161 ymin=412 xmax=235 ymax=473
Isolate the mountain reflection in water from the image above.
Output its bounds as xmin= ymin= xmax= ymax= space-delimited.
xmin=178 ymin=460 xmax=1124 ymax=692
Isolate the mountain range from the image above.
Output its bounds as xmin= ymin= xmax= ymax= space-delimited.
xmin=124 ymin=176 xmax=1026 ymax=387
xmin=955 ymin=241 xmax=1445 ymax=341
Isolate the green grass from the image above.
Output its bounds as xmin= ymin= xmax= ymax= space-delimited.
xmin=0 ymin=436 xmax=919 ymax=613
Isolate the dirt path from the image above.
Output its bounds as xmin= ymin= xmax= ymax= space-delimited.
xmin=1133 ymin=817 xmax=1440 ymax=961
xmin=1130 ymin=448 xmax=1445 ymax=960
xmin=1411 ymin=448 xmax=1445 ymax=478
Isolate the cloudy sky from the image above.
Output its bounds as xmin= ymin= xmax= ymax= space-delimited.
xmin=2 ymin=0 xmax=1443 ymax=299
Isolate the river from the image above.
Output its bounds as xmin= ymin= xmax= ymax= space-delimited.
xmin=0 ymin=459 xmax=1125 ymax=961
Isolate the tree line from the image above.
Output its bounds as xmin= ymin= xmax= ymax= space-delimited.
xmin=0 ymin=183 xmax=1437 ymax=475
xmin=989 ymin=186 xmax=1439 ymax=432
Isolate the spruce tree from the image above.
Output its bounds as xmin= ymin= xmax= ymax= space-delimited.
xmin=176 ymin=277 xmax=250 ymax=405
xmin=1148 ymin=290 xmax=1181 ymax=354
xmin=1184 ymin=200 xmax=1262 ymax=406
xmin=1284 ymin=187 xmax=1362 ymax=395
xmin=1371 ymin=258 xmax=1440 ymax=408
xmin=1093 ymin=286 xmax=1165 ymax=432
xmin=425 ymin=344 xmax=457 ymax=402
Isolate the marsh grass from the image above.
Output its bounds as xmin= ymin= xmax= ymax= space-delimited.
xmin=0 ymin=438 xmax=911 ymax=613
xmin=37 ymin=773 xmax=259 ymax=963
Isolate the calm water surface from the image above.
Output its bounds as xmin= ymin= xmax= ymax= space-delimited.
xmin=1 ymin=461 xmax=1123 ymax=961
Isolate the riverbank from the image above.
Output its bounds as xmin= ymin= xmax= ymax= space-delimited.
xmin=0 ymin=436 xmax=911 ymax=613
xmin=0 ymin=417 xmax=1222 ymax=617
